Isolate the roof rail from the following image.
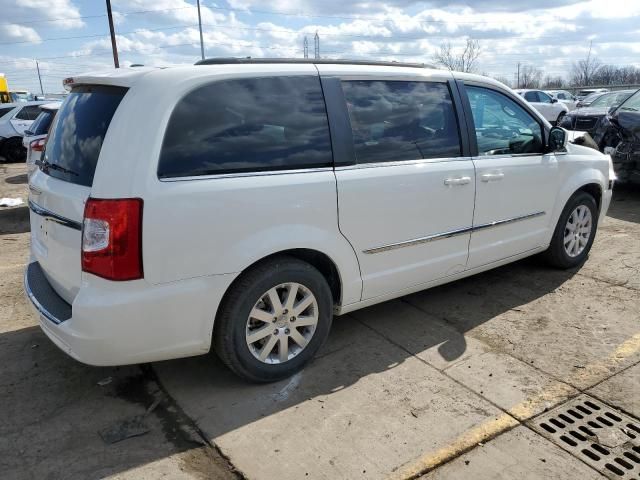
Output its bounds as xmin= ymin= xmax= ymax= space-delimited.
xmin=194 ymin=57 xmax=435 ymax=69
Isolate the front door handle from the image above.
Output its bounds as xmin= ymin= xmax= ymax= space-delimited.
xmin=444 ymin=176 xmax=471 ymax=186
xmin=480 ymin=172 xmax=505 ymax=182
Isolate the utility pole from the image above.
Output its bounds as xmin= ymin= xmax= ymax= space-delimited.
xmin=516 ymin=62 xmax=520 ymax=89
xmin=106 ymin=0 xmax=119 ymax=68
xmin=303 ymin=37 xmax=309 ymax=59
xmin=35 ymin=60 xmax=44 ymax=96
xmin=314 ymin=31 xmax=320 ymax=59
xmin=197 ymin=0 xmax=205 ymax=60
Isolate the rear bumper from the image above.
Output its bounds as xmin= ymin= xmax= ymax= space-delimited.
xmin=25 ymin=260 xmax=237 ymax=366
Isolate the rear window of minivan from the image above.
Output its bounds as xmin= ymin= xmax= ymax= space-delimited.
xmin=41 ymin=85 xmax=127 ymax=187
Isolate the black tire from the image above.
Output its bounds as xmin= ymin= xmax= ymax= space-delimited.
xmin=543 ymin=191 xmax=598 ymax=269
xmin=1 ymin=137 xmax=26 ymax=163
xmin=213 ymin=256 xmax=333 ymax=382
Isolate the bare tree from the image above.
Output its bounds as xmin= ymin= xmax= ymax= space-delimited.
xmin=570 ymin=41 xmax=602 ymax=86
xmin=433 ymin=39 xmax=481 ymax=73
xmin=519 ymin=65 xmax=542 ymax=88
xmin=542 ymin=75 xmax=564 ymax=89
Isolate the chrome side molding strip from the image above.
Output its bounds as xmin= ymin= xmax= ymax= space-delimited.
xmin=363 ymin=226 xmax=473 ymax=254
xmin=28 ymin=199 xmax=82 ymax=231
xmin=472 ymin=211 xmax=546 ymax=232
xmin=363 ymin=211 xmax=545 ymax=254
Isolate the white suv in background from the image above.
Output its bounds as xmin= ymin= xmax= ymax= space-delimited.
xmin=546 ymin=90 xmax=578 ymax=110
xmin=515 ymin=89 xmax=569 ymax=124
xmin=25 ymin=60 xmax=613 ymax=382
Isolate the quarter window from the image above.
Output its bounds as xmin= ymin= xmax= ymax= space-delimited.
xmin=341 ymin=80 xmax=461 ymax=164
xmin=158 ymin=76 xmax=332 ymax=178
xmin=466 ymin=86 xmax=544 ymax=156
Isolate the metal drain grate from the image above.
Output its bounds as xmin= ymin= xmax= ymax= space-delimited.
xmin=530 ymin=395 xmax=640 ymax=479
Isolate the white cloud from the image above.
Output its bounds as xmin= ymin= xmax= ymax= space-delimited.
xmin=0 ymin=0 xmax=84 ymax=29
xmin=0 ymin=24 xmax=41 ymax=43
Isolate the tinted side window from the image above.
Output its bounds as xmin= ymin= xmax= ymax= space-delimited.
xmin=15 ymin=106 xmax=41 ymax=120
xmin=0 ymin=107 xmax=13 ymax=119
xmin=341 ymin=80 xmax=461 ymax=164
xmin=466 ymin=86 xmax=543 ymax=156
xmin=158 ymin=76 xmax=332 ymax=178
xmin=524 ymin=91 xmax=538 ymax=103
xmin=538 ymin=91 xmax=552 ymax=103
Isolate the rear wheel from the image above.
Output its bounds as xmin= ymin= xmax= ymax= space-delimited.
xmin=1 ymin=138 xmax=26 ymax=163
xmin=543 ymin=191 xmax=598 ymax=269
xmin=213 ymin=256 xmax=333 ymax=382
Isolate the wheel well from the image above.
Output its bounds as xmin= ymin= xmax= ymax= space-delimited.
xmin=240 ymin=249 xmax=342 ymax=306
xmin=575 ymin=183 xmax=602 ymax=211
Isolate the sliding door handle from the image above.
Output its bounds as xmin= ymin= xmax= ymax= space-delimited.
xmin=444 ymin=176 xmax=471 ymax=186
xmin=480 ymin=172 xmax=505 ymax=182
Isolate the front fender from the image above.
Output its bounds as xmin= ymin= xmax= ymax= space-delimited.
xmin=550 ymin=164 xmax=608 ymax=233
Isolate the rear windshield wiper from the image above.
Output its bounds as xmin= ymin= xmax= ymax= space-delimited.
xmin=35 ymin=159 xmax=79 ymax=176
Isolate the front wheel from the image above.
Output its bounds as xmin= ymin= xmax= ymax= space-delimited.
xmin=213 ymin=256 xmax=333 ymax=382
xmin=555 ymin=111 xmax=566 ymax=126
xmin=543 ymin=191 xmax=598 ymax=269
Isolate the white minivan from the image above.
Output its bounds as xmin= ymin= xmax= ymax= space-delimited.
xmin=25 ymin=59 xmax=613 ymax=382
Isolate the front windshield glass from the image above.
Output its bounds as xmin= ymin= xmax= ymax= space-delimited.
xmin=590 ymin=92 xmax=622 ymax=108
xmin=618 ymin=90 xmax=640 ymax=111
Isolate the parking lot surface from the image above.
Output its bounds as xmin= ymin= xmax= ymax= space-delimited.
xmin=1 ymin=162 xmax=638 ymax=479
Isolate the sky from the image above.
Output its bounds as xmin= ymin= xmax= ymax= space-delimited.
xmin=1 ymin=0 xmax=640 ymax=93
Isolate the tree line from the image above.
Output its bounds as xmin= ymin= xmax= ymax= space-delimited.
xmin=432 ymin=39 xmax=640 ymax=89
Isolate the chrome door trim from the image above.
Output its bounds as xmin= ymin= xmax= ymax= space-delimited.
xmin=28 ymin=199 xmax=82 ymax=231
xmin=363 ymin=211 xmax=545 ymax=254
xmin=363 ymin=226 xmax=473 ymax=254
xmin=473 ymin=211 xmax=546 ymax=231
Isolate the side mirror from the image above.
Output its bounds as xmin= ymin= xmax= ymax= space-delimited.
xmin=548 ymin=126 xmax=567 ymax=152
xmin=23 ymin=130 xmax=34 ymax=136
xmin=551 ymin=97 xmax=558 ymax=103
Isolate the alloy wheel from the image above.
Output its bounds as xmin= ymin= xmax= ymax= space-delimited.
xmin=245 ymin=283 xmax=319 ymax=364
xmin=563 ymin=205 xmax=592 ymax=257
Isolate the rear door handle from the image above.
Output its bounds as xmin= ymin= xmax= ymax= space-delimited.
xmin=480 ymin=172 xmax=505 ymax=182
xmin=444 ymin=176 xmax=471 ymax=186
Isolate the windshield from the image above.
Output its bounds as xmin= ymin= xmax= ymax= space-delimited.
xmin=41 ymin=85 xmax=127 ymax=187
xmin=590 ymin=92 xmax=629 ymax=108
xmin=618 ymin=90 xmax=640 ymax=111
xmin=10 ymin=92 xmax=33 ymax=102
xmin=29 ymin=109 xmax=57 ymax=135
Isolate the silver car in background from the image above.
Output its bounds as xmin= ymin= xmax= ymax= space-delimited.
xmin=22 ymin=102 xmax=61 ymax=178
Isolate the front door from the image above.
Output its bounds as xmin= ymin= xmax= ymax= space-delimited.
xmin=463 ymin=84 xmax=560 ymax=269
xmin=334 ymin=78 xmax=476 ymax=300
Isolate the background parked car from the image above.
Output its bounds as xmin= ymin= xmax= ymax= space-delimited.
xmin=592 ymin=88 xmax=640 ymax=184
xmin=576 ymin=91 xmax=610 ymax=108
xmin=558 ymin=90 xmax=636 ymax=137
xmin=514 ymin=89 xmax=569 ymax=124
xmin=546 ymin=89 xmax=578 ymax=110
xmin=22 ymin=102 xmax=61 ymax=177
xmin=576 ymin=88 xmax=609 ymax=101
xmin=0 ymin=101 xmax=48 ymax=162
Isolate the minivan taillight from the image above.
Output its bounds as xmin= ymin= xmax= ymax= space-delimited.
xmin=30 ymin=138 xmax=46 ymax=152
xmin=82 ymin=198 xmax=143 ymax=281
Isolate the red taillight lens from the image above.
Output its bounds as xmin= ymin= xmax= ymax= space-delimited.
xmin=30 ymin=138 xmax=46 ymax=152
xmin=82 ymin=198 xmax=143 ymax=281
